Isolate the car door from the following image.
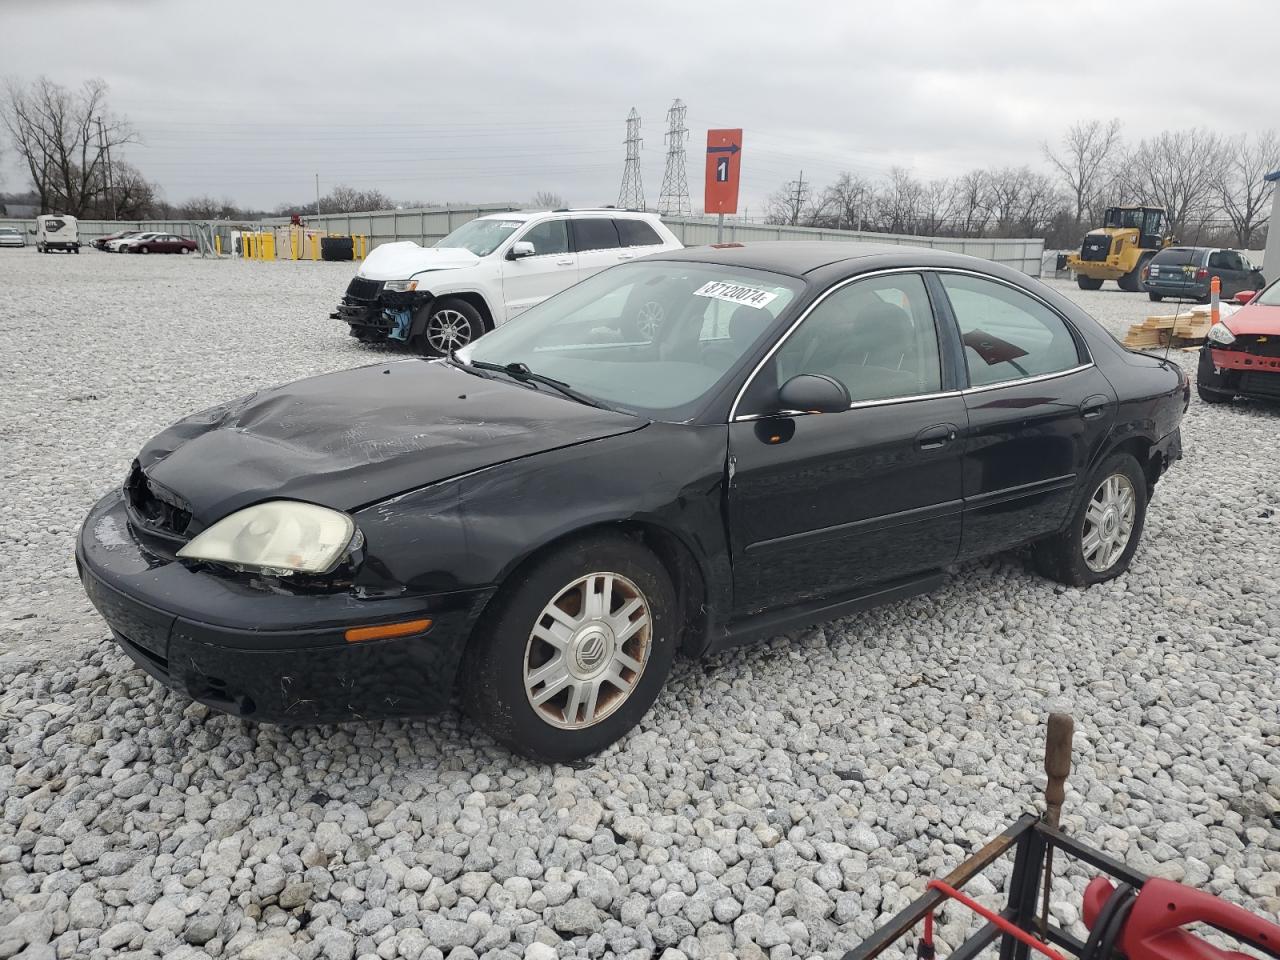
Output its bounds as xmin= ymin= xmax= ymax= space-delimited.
xmin=499 ymin=218 xmax=577 ymax=319
xmin=615 ymin=218 xmax=669 ymax=262
xmin=727 ymin=270 xmax=966 ymax=614
xmin=934 ymin=271 xmax=1118 ymax=560
xmin=570 ymin=218 xmax=625 ymax=280
xmin=1206 ymin=250 xmax=1236 ymax=297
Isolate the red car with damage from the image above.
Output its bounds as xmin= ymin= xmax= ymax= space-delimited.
xmin=1197 ymin=281 xmax=1280 ymax=404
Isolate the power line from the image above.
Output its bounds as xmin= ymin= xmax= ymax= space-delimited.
xmin=657 ymin=99 xmax=690 ymax=217
xmin=618 ymin=107 xmax=645 ymax=211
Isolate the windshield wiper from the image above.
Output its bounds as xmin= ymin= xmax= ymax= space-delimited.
xmin=467 ymin=360 xmax=612 ymax=410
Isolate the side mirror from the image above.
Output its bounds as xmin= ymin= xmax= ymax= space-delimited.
xmin=1235 ymin=290 xmax=1256 ymax=305
xmin=508 ymin=241 xmax=535 ymax=260
xmin=778 ymin=374 xmax=851 ymax=414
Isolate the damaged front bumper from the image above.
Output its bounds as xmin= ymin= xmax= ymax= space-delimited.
xmin=76 ymin=490 xmax=494 ymax=724
xmin=331 ymin=277 xmax=424 ymax=343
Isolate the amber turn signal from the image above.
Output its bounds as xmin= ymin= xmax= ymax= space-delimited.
xmin=344 ymin=618 xmax=433 ymax=643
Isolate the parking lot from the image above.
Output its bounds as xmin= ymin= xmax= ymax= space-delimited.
xmin=1 ymin=250 xmax=1277 ymax=960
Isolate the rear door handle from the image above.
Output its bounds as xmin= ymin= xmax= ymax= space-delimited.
xmin=617 ymin=252 xmax=636 ymax=260
xmin=916 ymin=423 xmax=958 ymax=451
xmin=556 ymin=258 xmax=574 ymax=266
xmin=1080 ymin=395 xmax=1111 ymax=419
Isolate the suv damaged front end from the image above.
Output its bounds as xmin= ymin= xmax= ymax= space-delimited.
xmin=332 ymin=276 xmax=430 ymax=344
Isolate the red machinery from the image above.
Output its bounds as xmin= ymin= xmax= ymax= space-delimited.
xmin=842 ymin=715 xmax=1280 ymax=960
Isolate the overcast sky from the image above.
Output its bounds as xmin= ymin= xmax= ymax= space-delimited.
xmin=2 ymin=0 xmax=1276 ymax=215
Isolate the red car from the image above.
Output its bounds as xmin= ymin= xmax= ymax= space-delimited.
xmin=126 ymin=233 xmax=197 ymax=255
xmin=1197 ymin=281 xmax=1280 ymax=404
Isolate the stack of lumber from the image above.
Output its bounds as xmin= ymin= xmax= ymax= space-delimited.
xmin=1122 ymin=307 xmax=1213 ymax=350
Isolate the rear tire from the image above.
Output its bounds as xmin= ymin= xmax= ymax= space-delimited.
xmin=417 ymin=297 xmax=485 ymax=357
xmin=1032 ymin=452 xmax=1147 ymax=587
xmin=1076 ymin=276 xmax=1104 ymax=291
xmin=460 ymin=534 xmax=677 ymax=762
xmin=1148 ymin=293 xmax=1162 ymax=302
xmin=139 ymin=246 xmax=150 ymax=254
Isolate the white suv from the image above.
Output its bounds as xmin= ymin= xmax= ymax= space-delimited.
xmin=332 ymin=209 xmax=682 ymax=355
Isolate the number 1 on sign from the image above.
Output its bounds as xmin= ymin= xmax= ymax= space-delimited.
xmin=716 ymin=157 xmax=729 ymax=182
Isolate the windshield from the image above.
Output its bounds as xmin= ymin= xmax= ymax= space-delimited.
xmin=458 ymin=261 xmax=802 ymax=419
xmin=435 ymin=218 xmax=524 ymax=256
xmin=1256 ymin=279 xmax=1280 ymax=307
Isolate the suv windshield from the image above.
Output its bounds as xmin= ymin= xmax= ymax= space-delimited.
xmin=436 ymin=218 xmax=524 ymax=256
xmin=458 ymin=261 xmax=802 ymax=419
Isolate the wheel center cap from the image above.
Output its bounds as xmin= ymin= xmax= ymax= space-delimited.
xmin=1101 ymin=507 xmax=1119 ymax=537
xmin=569 ymin=625 xmax=614 ymax=679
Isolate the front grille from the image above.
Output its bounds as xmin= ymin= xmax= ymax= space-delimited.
xmin=1080 ymin=236 xmax=1111 ymax=262
xmin=1238 ymin=335 xmax=1280 ymax=359
xmin=124 ymin=462 xmax=192 ymax=539
xmin=345 ymin=276 xmax=384 ymax=301
xmin=1241 ymin=372 xmax=1280 ymax=399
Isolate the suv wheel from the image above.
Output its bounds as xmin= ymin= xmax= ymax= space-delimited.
xmin=419 ymin=298 xmax=484 ymax=357
xmin=1033 ymin=452 xmax=1147 ymax=587
xmin=460 ymin=534 xmax=677 ymax=761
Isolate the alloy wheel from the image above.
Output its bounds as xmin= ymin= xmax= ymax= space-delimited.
xmin=635 ymin=300 xmax=666 ymax=340
xmin=1082 ymin=473 xmax=1136 ymax=573
xmin=425 ymin=309 xmax=475 ymax=354
xmin=523 ymin=572 xmax=652 ymax=729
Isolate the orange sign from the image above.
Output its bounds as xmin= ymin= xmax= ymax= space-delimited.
xmin=704 ymin=128 xmax=743 ymax=215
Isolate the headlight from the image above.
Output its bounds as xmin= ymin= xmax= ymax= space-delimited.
xmin=382 ymin=279 xmax=418 ymax=292
xmin=1207 ymin=323 xmax=1236 ymax=346
xmin=177 ymin=501 xmax=360 ymax=575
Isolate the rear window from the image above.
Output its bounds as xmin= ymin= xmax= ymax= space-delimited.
xmin=616 ymin=219 xmax=663 ymax=247
xmin=1151 ymin=247 xmax=1204 ymax=266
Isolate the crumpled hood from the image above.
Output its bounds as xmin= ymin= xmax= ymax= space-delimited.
xmin=137 ymin=360 xmax=645 ymax=525
xmin=356 ymin=241 xmax=481 ymax=281
xmin=1225 ymin=302 xmax=1280 ymax=337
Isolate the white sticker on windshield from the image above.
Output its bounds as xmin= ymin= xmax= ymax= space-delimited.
xmin=693 ymin=280 xmax=779 ymax=309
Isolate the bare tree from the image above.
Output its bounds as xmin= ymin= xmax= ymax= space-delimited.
xmin=1043 ymin=119 xmax=1122 ymax=230
xmin=820 ymin=172 xmax=874 ymax=230
xmin=875 ymin=167 xmax=923 ymax=233
xmin=1215 ymin=130 xmax=1278 ymax=248
xmin=765 ymin=172 xmax=810 ymax=226
xmin=530 ymin=190 xmax=565 ymax=209
xmin=950 ymin=169 xmax=990 ymax=237
xmin=325 ymin=185 xmax=392 ymax=213
xmin=1121 ymin=129 xmax=1223 ymax=236
xmin=917 ymin=178 xmax=956 ymax=236
xmin=1 ymin=76 xmax=137 ymax=216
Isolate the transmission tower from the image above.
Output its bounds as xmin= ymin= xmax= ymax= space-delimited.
xmin=618 ymin=107 xmax=645 ymax=210
xmin=657 ymin=99 xmax=691 ymax=217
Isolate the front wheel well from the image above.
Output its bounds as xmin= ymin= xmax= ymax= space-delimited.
xmin=428 ymin=292 xmax=494 ymax=333
xmin=481 ymin=521 xmax=710 ymax=658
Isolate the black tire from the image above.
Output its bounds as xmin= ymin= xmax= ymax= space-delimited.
xmin=1076 ymin=276 xmax=1104 ymax=291
xmin=139 ymin=246 xmax=150 ymax=254
xmin=1032 ymin=452 xmax=1147 ymax=587
xmin=1148 ymin=293 xmax=1163 ymax=302
xmin=321 ymin=236 xmax=355 ymax=262
xmin=1197 ymin=384 xmax=1228 ymax=404
xmin=460 ymin=533 xmax=677 ymax=762
xmin=416 ymin=297 xmax=485 ymax=357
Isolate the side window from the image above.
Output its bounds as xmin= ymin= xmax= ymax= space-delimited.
xmin=940 ymin=274 xmax=1082 ymax=388
xmin=1207 ymin=251 xmax=1228 ymax=270
xmin=517 ymin=219 xmax=569 ymax=257
xmin=1225 ymin=252 xmax=1245 ymax=271
xmin=616 ymin=219 xmax=662 ymax=247
xmin=573 ymin=218 xmax=621 ymax=251
xmin=773 ymin=273 xmax=942 ymax=403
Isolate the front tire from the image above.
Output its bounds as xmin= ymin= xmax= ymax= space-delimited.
xmin=1076 ymin=276 xmax=1104 ymax=291
xmin=1032 ymin=452 xmax=1147 ymax=587
xmin=1197 ymin=384 xmax=1229 ymax=404
xmin=1148 ymin=293 xmax=1163 ymax=302
xmin=460 ymin=534 xmax=677 ymax=762
xmin=417 ymin=297 xmax=484 ymax=357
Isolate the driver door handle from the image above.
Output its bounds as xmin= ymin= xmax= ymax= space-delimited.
xmin=916 ymin=423 xmax=958 ymax=451
xmin=556 ymin=258 xmax=574 ymax=266
xmin=617 ymin=252 xmax=636 ymax=260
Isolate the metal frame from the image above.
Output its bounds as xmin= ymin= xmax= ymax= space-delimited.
xmin=839 ymin=817 xmax=1150 ymax=960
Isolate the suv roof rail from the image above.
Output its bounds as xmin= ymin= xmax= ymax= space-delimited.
xmin=548 ymin=207 xmax=649 ymax=214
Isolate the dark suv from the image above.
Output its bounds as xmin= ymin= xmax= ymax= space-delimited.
xmin=1143 ymin=247 xmax=1265 ymax=303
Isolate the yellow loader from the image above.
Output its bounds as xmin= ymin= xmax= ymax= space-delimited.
xmin=1066 ymin=206 xmax=1172 ymax=292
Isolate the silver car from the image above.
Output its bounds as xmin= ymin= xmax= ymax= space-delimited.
xmin=0 ymin=226 xmax=26 ymax=248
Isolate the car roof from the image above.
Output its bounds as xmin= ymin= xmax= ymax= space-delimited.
xmin=477 ymin=209 xmax=658 ymax=223
xmin=645 ymin=240 xmax=992 ymax=277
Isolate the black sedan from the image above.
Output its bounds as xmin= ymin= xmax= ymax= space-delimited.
xmin=78 ymin=242 xmax=1188 ymax=760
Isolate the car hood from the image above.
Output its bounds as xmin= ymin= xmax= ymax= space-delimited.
xmin=137 ymin=360 xmax=646 ymax=525
xmin=356 ymin=241 xmax=482 ymax=281
xmin=1225 ymin=302 xmax=1280 ymax=337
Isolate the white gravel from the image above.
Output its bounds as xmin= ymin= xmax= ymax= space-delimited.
xmin=0 ymin=250 xmax=1277 ymax=960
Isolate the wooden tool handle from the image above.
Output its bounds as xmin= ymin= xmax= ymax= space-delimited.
xmin=1043 ymin=713 xmax=1073 ymax=827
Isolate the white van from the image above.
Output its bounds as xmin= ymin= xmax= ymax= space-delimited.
xmin=35 ymin=214 xmax=80 ymax=254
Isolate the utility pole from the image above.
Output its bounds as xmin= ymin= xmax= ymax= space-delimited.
xmin=96 ymin=116 xmax=117 ymax=220
xmin=657 ymin=99 xmax=690 ymax=217
xmin=785 ymin=170 xmax=809 ymax=226
xmin=315 ymin=174 xmax=321 ymax=217
xmin=618 ymin=108 xmax=645 ymax=211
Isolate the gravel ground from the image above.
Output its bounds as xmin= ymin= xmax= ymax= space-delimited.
xmin=0 ymin=250 xmax=1277 ymax=960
